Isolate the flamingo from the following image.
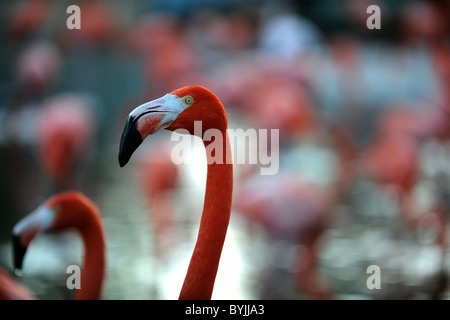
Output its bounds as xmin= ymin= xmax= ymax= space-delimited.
xmin=1 ymin=40 xmax=62 ymax=222
xmin=0 ymin=268 xmax=34 ymax=300
xmin=37 ymin=94 xmax=96 ymax=192
xmin=231 ymin=125 xmax=357 ymax=300
xmin=364 ymin=104 xmax=448 ymax=248
xmin=118 ymin=85 xmax=233 ymax=300
xmin=233 ymin=175 xmax=333 ymax=299
xmin=9 ymin=191 xmax=105 ymax=300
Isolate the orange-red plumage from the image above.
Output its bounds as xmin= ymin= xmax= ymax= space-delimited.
xmin=9 ymin=191 xmax=105 ymax=300
xmin=119 ymin=85 xmax=233 ymax=300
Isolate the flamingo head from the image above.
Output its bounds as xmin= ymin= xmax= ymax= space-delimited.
xmin=118 ymin=85 xmax=227 ymax=167
xmin=12 ymin=191 xmax=99 ymax=272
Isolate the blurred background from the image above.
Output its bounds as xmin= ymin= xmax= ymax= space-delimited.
xmin=0 ymin=0 xmax=449 ymax=300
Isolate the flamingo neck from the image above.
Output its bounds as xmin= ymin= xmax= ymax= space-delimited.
xmin=179 ymin=131 xmax=233 ymax=299
xmin=75 ymin=211 xmax=105 ymax=300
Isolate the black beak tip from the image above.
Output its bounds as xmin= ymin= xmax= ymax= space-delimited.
xmin=12 ymin=234 xmax=27 ymax=272
xmin=118 ymin=155 xmax=128 ymax=168
xmin=118 ymin=115 xmax=143 ymax=168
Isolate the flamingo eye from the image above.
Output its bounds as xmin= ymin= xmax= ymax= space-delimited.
xmin=184 ymin=96 xmax=194 ymax=105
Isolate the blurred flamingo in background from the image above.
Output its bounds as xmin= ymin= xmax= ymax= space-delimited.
xmin=363 ymin=2 xmax=450 ymax=253
xmin=8 ymin=0 xmax=51 ymax=40
xmin=233 ymin=175 xmax=334 ymax=299
xmin=364 ymin=102 xmax=449 ymax=249
xmin=0 ymin=268 xmax=34 ymax=300
xmin=8 ymin=191 xmax=105 ymax=300
xmin=13 ymin=40 xmax=61 ymax=97
xmin=227 ymin=62 xmax=358 ymax=299
xmin=0 ymin=40 xmax=62 ymax=222
xmin=118 ymin=85 xmax=233 ymax=300
xmin=232 ymin=126 xmax=357 ymax=300
xmin=214 ymin=60 xmax=317 ymax=142
xmin=136 ymin=142 xmax=180 ymax=257
xmin=3 ymin=41 xmax=61 ymax=145
xmin=37 ymin=93 xmax=96 ymax=192
xmin=129 ymin=14 xmax=205 ymax=97
xmin=241 ymin=68 xmax=317 ymax=141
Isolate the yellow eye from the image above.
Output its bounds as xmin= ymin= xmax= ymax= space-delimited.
xmin=184 ymin=96 xmax=193 ymax=104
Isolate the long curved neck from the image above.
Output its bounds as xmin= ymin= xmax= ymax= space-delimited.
xmin=179 ymin=131 xmax=233 ymax=299
xmin=74 ymin=210 xmax=105 ymax=300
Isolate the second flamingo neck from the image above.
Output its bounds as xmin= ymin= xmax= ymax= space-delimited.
xmin=74 ymin=215 xmax=105 ymax=300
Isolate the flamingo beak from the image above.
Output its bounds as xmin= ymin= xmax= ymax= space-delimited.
xmin=12 ymin=233 xmax=27 ymax=272
xmin=118 ymin=114 xmax=143 ymax=167
xmin=12 ymin=206 xmax=55 ymax=272
xmin=118 ymin=95 xmax=181 ymax=167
